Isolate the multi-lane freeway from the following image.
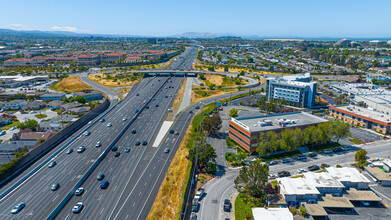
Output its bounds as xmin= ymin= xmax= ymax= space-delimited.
xmin=0 ymin=47 xmax=201 ymax=219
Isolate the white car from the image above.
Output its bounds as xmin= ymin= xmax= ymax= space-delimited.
xmin=297 ymin=168 xmax=307 ymax=173
xmin=107 ymin=123 xmax=112 ymax=127
xmin=96 ymin=141 xmax=102 ymax=147
xmin=268 ymin=174 xmax=277 ymax=179
xmin=10 ymin=126 xmax=16 ymax=131
xmin=122 ymin=117 xmax=127 ymax=121
xmin=72 ymin=202 xmax=84 ymax=213
xmin=11 ymin=202 xmax=25 ymax=214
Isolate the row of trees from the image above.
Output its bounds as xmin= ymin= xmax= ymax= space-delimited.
xmin=256 ymin=120 xmax=350 ymax=156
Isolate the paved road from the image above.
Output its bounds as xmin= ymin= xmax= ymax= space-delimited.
xmin=80 ymin=72 xmax=119 ymax=102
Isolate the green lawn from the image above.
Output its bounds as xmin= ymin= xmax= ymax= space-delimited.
xmin=235 ymin=194 xmax=254 ymax=220
xmin=35 ymin=114 xmax=47 ymax=119
xmin=1 ymin=121 xmax=20 ymax=130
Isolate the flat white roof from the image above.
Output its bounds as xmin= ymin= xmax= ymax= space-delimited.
xmin=326 ymin=167 xmax=371 ymax=183
xmin=277 ymin=177 xmax=320 ymax=196
xmin=303 ymin=172 xmax=345 ymax=188
xmin=252 ymin=208 xmax=293 ymax=220
xmin=333 ymin=105 xmax=391 ymax=123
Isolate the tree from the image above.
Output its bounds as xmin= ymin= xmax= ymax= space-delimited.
xmin=202 ymin=113 xmax=222 ymax=135
xmin=74 ymin=96 xmax=87 ymax=104
xmin=330 ymin=120 xmax=350 ymax=142
xmin=206 ymin=162 xmax=217 ymax=175
xmin=355 ymin=149 xmax=367 ymax=167
xmin=17 ymin=119 xmax=38 ymax=131
xmin=234 ymin=161 xmax=269 ymax=199
xmin=187 ymin=137 xmax=217 ymax=170
xmin=299 ymin=206 xmax=307 ymax=216
xmin=229 ymin=108 xmax=238 ymax=118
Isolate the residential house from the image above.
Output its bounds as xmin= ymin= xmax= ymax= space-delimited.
xmin=38 ymin=114 xmax=78 ymax=132
xmin=17 ymin=130 xmax=56 ymax=141
xmin=40 ymin=93 xmax=65 ymax=101
xmin=73 ymin=90 xmax=103 ymax=101
xmin=0 ymin=141 xmax=38 ymax=153
xmin=46 ymin=100 xmax=64 ymax=110
xmin=62 ymin=102 xmax=83 ymax=111
xmin=0 ymin=117 xmax=11 ymax=126
xmin=68 ymin=107 xmax=90 ymax=113
xmin=21 ymin=100 xmax=45 ymax=111
xmin=4 ymin=100 xmax=26 ymax=110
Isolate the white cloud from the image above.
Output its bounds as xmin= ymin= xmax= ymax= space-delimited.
xmin=51 ymin=25 xmax=79 ymax=32
xmin=11 ymin=24 xmax=23 ymax=27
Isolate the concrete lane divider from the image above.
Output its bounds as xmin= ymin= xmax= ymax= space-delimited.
xmin=46 ymin=77 xmax=169 ymax=220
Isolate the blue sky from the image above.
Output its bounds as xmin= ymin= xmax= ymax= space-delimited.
xmin=0 ymin=0 xmax=390 ymax=37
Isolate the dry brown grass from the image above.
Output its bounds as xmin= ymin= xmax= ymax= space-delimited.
xmin=88 ymin=74 xmax=140 ymax=87
xmin=204 ymin=74 xmax=223 ymax=85
xmin=193 ymin=63 xmax=289 ymax=76
xmin=147 ymin=123 xmax=192 ymax=220
xmin=191 ymin=85 xmax=235 ymax=104
xmin=166 ymin=79 xmax=186 ymax=121
xmin=56 ymin=76 xmax=92 ymax=93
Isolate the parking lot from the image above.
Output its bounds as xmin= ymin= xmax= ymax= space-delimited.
xmin=13 ymin=109 xmax=58 ymax=122
xmin=349 ymin=126 xmax=383 ymax=142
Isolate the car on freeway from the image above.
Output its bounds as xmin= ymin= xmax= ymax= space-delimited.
xmin=175 ymin=131 xmax=179 ymax=135
xmin=111 ymin=146 xmax=118 ymax=151
xmin=77 ymin=146 xmax=86 ymax=153
xmin=297 ymin=168 xmax=307 ymax=173
xmin=165 ymin=95 xmax=168 ymax=98
xmin=84 ymin=131 xmax=90 ymax=136
xmin=125 ymin=148 xmax=130 ymax=153
xmin=164 ymin=148 xmax=170 ymax=153
xmin=135 ymin=109 xmax=139 ymax=113
xmin=169 ymin=94 xmax=172 ymax=97
xmin=96 ymin=141 xmax=102 ymax=147
xmin=156 ymin=104 xmax=159 ymax=107
xmin=342 ymin=146 xmax=351 ymax=151
xmin=75 ymin=187 xmax=84 ymax=196
xmin=72 ymin=202 xmax=84 ymax=213
xmin=100 ymin=180 xmax=109 ymax=189
xmin=142 ymin=140 xmax=148 ymax=145
xmin=308 ymin=165 xmax=320 ymax=171
xmin=153 ymin=98 xmax=156 ymax=101
xmin=223 ymin=199 xmax=231 ymax=212
xmin=282 ymin=158 xmax=291 ymax=163
xmin=146 ymin=106 xmax=149 ymax=109
xmin=100 ymin=118 xmax=105 ymax=122
xmin=308 ymin=152 xmax=317 ymax=158
xmin=97 ymin=173 xmax=105 ymax=180
xmin=131 ymin=129 xmax=137 ymax=134
xmin=11 ymin=202 xmax=25 ymax=214
xmin=107 ymin=123 xmax=112 ymax=127
xmin=115 ymin=152 xmax=121 ymax=157
xmin=48 ymin=161 xmax=57 ymax=168
xmin=169 ymin=129 xmax=174 ymax=134
xmin=278 ymin=171 xmax=290 ymax=177
xmin=135 ymin=141 xmax=141 ymax=146
xmin=190 ymin=212 xmax=197 ymax=220
xmin=136 ymin=93 xmax=139 ymax=96
xmin=51 ymin=182 xmax=60 ymax=191
xmin=66 ymin=148 xmax=73 ymax=154
xmin=191 ymin=199 xmax=199 ymax=212
xmin=189 ymin=111 xmax=193 ymax=114
xmin=195 ymin=106 xmax=200 ymax=109
xmin=123 ymin=117 xmax=127 ymax=121
xmin=323 ymin=149 xmax=333 ymax=154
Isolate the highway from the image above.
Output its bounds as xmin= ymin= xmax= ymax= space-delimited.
xmin=0 ymin=77 xmax=168 ymax=219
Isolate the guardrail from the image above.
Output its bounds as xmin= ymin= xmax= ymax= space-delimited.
xmin=46 ymin=77 xmax=170 ymax=220
xmin=0 ymin=99 xmax=119 ymax=201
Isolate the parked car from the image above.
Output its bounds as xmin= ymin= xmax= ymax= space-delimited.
xmin=333 ymin=148 xmax=343 ymax=153
xmin=297 ymin=155 xmax=307 ymax=160
xmin=308 ymin=165 xmax=320 ymax=171
xmin=342 ymin=146 xmax=351 ymax=151
xmin=278 ymin=171 xmax=291 ymax=177
xmin=190 ymin=212 xmax=197 ymax=220
xmin=223 ymin=199 xmax=231 ymax=212
xmin=194 ymin=188 xmax=205 ymax=201
xmin=268 ymin=174 xmax=277 ymax=179
xmin=192 ymin=199 xmax=199 ymax=212
xmin=269 ymin=160 xmax=278 ymax=165
xmin=308 ymin=152 xmax=317 ymax=158
xmin=282 ymin=158 xmax=291 ymax=163
xmin=11 ymin=202 xmax=25 ymax=214
xmin=297 ymin=168 xmax=307 ymax=173
xmin=323 ymin=149 xmax=333 ymax=154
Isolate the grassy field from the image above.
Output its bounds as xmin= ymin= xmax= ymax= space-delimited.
xmin=147 ymin=123 xmax=192 ymax=220
xmin=56 ymin=76 xmax=92 ymax=93
xmin=191 ymin=85 xmax=236 ymax=104
xmin=201 ymin=74 xmax=248 ymax=87
xmin=166 ymin=79 xmax=186 ymax=121
xmin=35 ymin=114 xmax=47 ymax=119
xmin=1 ymin=120 xmax=20 ymax=130
xmin=235 ymin=194 xmax=254 ymax=220
xmin=193 ymin=63 xmax=288 ymax=76
xmin=88 ymin=73 xmax=141 ymax=87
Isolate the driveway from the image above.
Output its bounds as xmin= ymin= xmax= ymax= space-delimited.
xmin=0 ymin=128 xmax=20 ymax=141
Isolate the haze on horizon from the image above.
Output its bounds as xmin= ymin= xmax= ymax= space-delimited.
xmin=0 ymin=0 xmax=390 ymax=38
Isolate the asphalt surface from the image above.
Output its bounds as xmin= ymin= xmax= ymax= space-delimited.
xmin=0 ymin=77 xmax=163 ymax=219
xmin=80 ymin=72 xmax=119 ymax=101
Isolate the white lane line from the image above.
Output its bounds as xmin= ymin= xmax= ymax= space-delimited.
xmin=52 ymin=194 xmax=59 ymax=202
xmin=139 ymin=191 xmax=142 ymax=196
xmin=100 ymin=207 xmax=105 ymax=215
xmin=64 ymin=214 xmax=70 ymax=220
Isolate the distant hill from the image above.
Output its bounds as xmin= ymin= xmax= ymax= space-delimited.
xmin=171 ymin=32 xmax=222 ymax=38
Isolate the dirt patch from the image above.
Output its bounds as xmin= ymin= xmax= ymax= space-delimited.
xmin=204 ymin=74 xmax=223 ymax=85
xmin=56 ymin=76 xmax=92 ymax=93
xmin=166 ymin=79 xmax=186 ymax=121
xmin=191 ymin=85 xmax=236 ymax=104
xmin=88 ymin=73 xmax=141 ymax=87
xmin=147 ymin=124 xmax=192 ymax=220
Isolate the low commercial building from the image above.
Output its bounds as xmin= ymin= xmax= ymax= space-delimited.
xmin=229 ymin=111 xmax=328 ymax=151
xmin=329 ymin=105 xmax=391 ymax=134
xmin=303 ymin=172 xmax=345 ymax=196
xmin=365 ymin=166 xmax=391 ymax=186
xmin=266 ymin=73 xmax=318 ymax=107
xmin=40 ymin=93 xmax=66 ymax=101
xmin=0 ymin=75 xmax=49 ymax=88
xmin=73 ymin=90 xmax=103 ymax=101
xmin=252 ymin=207 xmax=293 ymax=220
xmin=325 ymin=167 xmax=371 ymax=190
xmin=277 ymin=177 xmax=320 ymax=205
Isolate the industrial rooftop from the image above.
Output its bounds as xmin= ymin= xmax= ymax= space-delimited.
xmin=231 ymin=112 xmax=328 ymax=133
xmin=332 ymin=105 xmax=391 ymax=123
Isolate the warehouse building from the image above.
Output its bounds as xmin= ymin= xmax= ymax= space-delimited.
xmin=329 ymin=104 xmax=391 ymax=134
xmin=229 ymin=111 xmax=327 ymax=151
